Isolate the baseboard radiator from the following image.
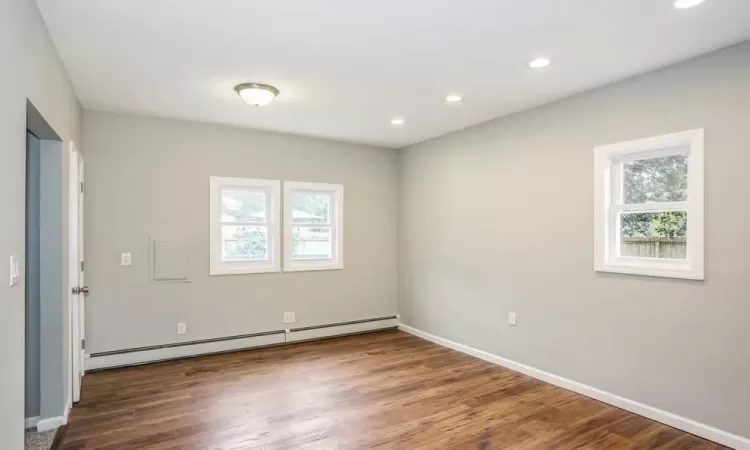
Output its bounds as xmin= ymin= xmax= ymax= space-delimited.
xmin=85 ymin=315 xmax=399 ymax=371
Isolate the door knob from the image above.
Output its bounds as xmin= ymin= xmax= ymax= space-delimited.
xmin=72 ymin=286 xmax=90 ymax=295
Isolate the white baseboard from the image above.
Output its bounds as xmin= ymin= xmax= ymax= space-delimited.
xmin=37 ymin=416 xmax=63 ymax=432
xmin=286 ymin=318 xmax=399 ymax=343
xmin=399 ymin=324 xmax=749 ymax=450
xmin=86 ymin=332 xmax=286 ymax=371
xmin=36 ymin=400 xmax=71 ymax=432
xmin=86 ymin=318 xmax=399 ymax=371
xmin=24 ymin=416 xmax=39 ymax=430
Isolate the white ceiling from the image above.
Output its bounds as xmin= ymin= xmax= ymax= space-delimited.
xmin=38 ymin=0 xmax=750 ymax=149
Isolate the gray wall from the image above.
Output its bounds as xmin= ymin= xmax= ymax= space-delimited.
xmin=399 ymin=41 xmax=750 ymax=438
xmin=1 ymin=0 xmax=82 ymax=446
xmin=82 ymin=111 xmax=398 ymax=354
xmin=25 ymin=132 xmax=41 ymax=419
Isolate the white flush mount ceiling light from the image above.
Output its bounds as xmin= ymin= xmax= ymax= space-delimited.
xmin=674 ymin=0 xmax=706 ymax=9
xmin=235 ymin=83 xmax=279 ymax=107
xmin=445 ymin=94 xmax=463 ymax=103
xmin=529 ymin=57 xmax=551 ymax=69
xmin=391 ymin=117 xmax=405 ymax=126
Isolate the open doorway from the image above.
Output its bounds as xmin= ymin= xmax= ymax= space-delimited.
xmin=25 ymin=101 xmax=86 ymax=443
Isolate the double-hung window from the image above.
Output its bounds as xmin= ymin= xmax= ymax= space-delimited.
xmin=209 ymin=177 xmax=281 ymax=275
xmin=283 ymin=181 xmax=344 ymax=272
xmin=594 ymin=129 xmax=704 ymax=280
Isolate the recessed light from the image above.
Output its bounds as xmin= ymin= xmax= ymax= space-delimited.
xmin=445 ymin=94 xmax=463 ymax=103
xmin=235 ymin=83 xmax=279 ymax=107
xmin=529 ymin=57 xmax=551 ymax=69
xmin=391 ymin=117 xmax=405 ymax=126
xmin=674 ymin=0 xmax=706 ymax=9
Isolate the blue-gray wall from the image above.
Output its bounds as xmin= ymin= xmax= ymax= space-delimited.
xmin=39 ymin=141 xmax=65 ymax=419
xmin=25 ymin=131 xmax=41 ymax=420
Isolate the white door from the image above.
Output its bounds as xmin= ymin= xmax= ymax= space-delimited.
xmin=69 ymin=144 xmax=86 ymax=403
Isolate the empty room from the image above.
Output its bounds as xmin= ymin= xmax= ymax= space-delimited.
xmin=3 ymin=0 xmax=750 ymax=449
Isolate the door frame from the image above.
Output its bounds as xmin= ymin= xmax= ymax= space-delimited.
xmin=68 ymin=142 xmax=85 ymax=403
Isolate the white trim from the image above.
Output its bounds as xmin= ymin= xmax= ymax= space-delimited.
xmin=36 ymin=417 xmax=64 ymax=432
xmin=209 ymin=176 xmax=282 ymax=275
xmin=399 ymin=324 xmax=750 ymax=450
xmin=36 ymin=400 xmax=71 ymax=432
xmin=24 ymin=416 xmax=40 ymax=430
xmin=283 ymin=181 xmax=344 ymax=272
xmin=68 ymin=142 xmax=84 ymax=406
xmin=286 ymin=318 xmax=398 ymax=343
xmin=594 ymin=129 xmax=704 ymax=280
xmin=86 ymin=333 xmax=285 ymax=371
xmin=611 ymin=201 xmax=688 ymax=212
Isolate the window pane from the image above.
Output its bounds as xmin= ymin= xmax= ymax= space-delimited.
xmin=222 ymin=225 xmax=268 ymax=261
xmin=222 ymin=189 xmax=266 ymax=223
xmin=292 ymin=192 xmax=330 ymax=224
xmin=620 ymin=211 xmax=687 ymax=259
xmin=623 ymin=154 xmax=687 ymax=204
xmin=292 ymin=226 xmax=332 ymax=260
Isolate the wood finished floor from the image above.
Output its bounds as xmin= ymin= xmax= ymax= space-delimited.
xmin=61 ymin=330 xmax=726 ymax=449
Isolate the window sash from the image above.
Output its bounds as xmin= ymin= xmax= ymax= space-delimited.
xmin=290 ymin=219 xmax=337 ymax=262
xmin=292 ymin=220 xmax=332 ymax=227
xmin=291 ymin=225 xmax=335 ymax=261
xmin=611 ymin=208 xmax=689 ymax=261
xmin=290 ymin=189 xmax=333 ymax=226
xmin=608 ymin=154 xmax=691 ymax=263
xmin=220 ymin=185 xmax=270 ymax=223
xmin=291 ymin=224 xmax=333 ymax=231
xmin=611 ymin=157 xmax=689 ymax=206
xmin=220 ymin=221 xmax=270 ymax=227
xmin=610 ymin=201 xmax=688 ymax=213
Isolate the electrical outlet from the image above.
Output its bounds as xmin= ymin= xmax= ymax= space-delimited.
xmin=508 ymin=312 xmax=517 ymax=326
xmin=177 ymin=322 xmax=187 ymax=335
xmin=121 ymin=252 xmax=132 ymax=266
xmin=283 ymin=312 xmax=296 ymax=324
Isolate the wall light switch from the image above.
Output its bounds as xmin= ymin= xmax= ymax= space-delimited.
xmin=283 ymin=312 xmax=296 ymax=324
xmin=121 ymin=252 xmax=132 ymax=266
xmin=508 ymin=312 xmax=517 ymax=326
xmin=9 ymin=255 xmax=20 ymax=287
xmin=177 ymin=322 xmax=187 ymax=335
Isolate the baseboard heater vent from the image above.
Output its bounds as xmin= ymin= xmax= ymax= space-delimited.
xmin=286 ymin=315 xmax=399 ymax=343
xmin=86 ymin=316 xmax=398 ymax=371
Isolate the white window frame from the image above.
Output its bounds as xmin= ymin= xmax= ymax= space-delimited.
xmin=209 ymin=176 xmax=281 ymax=275
xmin=283 ymin=181 xmax=344 ymax=272
xmin=594 ymin=129 xmax=704 ymax=280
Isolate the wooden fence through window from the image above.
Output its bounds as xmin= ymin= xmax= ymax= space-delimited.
xmin=621 ymin=237 xmax=686 ymax=259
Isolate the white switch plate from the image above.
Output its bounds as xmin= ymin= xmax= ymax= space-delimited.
xmin=9 ymin=255 xmax=20 ymax=286
xmin=177 ymin=322 xmax=187 ymax=335
xmin=508 ymin=312 xmax=517 ymax=326
xmin=121 ymin=252 xmax=132 ymax=266
xmin=283 ymin=312 xmax=296 ymax=324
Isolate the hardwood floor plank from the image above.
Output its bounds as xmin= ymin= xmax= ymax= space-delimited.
xmin=61 ymin=330 xmax=726 ymax=449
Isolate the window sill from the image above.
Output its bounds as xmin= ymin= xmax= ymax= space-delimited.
xmin=209 ymin=265 xmax=280 ymax=276
xmin=595 ymin=262 xmax=703 ymax=281
xmin=284 ymin=262 xmax=344 ymax=273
